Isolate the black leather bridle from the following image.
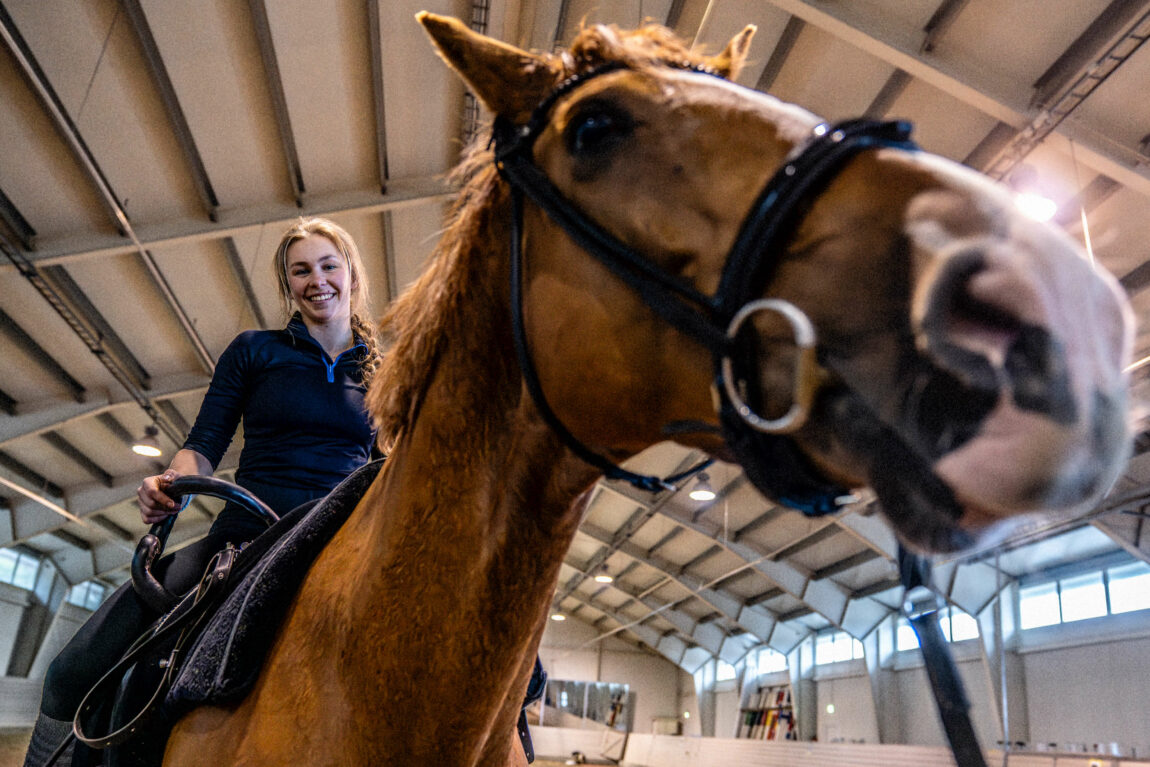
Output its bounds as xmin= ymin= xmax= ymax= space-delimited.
xmin=492 ymin=61 xmax=911 ymax=510
xmin=491 ymin=61 xmax=989 ymax=767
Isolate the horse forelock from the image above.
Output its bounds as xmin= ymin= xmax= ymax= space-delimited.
xmin=567 ymin=22 xmax=728 ymax=78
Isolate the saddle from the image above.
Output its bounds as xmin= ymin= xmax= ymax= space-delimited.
xmin=70 ymin=461 xmax=382 ymax=767
xmin=67 ymin=460 xmax=545 ymax=766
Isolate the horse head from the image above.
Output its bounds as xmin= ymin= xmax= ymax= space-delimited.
xmin=414 ymin=13 xmax=1133 ymax=555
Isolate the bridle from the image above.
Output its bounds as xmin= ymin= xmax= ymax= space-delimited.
xmin=492 ymin=61 xmax=913 ymax=510
xmin=492 ymin=61 xmax=989 ymax=767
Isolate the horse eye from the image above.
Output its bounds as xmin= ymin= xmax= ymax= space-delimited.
xmin=566 ymin=106 xmax=632 ymax=155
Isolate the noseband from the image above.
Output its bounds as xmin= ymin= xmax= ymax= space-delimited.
xmin=492 ymin=61 xmax=916 ymax=510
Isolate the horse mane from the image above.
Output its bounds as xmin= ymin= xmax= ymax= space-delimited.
xmin=366 ymin=23 xmax=733 ymax=449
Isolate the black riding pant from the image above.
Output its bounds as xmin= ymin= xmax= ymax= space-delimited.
xmin=39 ymin=531 xmax=236 ymax=721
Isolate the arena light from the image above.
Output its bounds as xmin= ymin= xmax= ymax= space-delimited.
xmin=1014 ymin=191 xmax=1057 ymax=222
xmin=132 ymin=425 xmax=163 ymax=457
xmin=688 ymin=472 xmax=716 ymax=502
xmin=1008 ymin=164 xmax=1057 ymax=222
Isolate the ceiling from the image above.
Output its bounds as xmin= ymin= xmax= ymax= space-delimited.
xmin=2 ymin=0 xmax=1150 ymax=673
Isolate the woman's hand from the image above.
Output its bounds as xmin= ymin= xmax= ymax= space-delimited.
xmin=136 ymin=449 xmax=213 ymax=526
xmin=137 ymin=471 xmax=183 ymax=525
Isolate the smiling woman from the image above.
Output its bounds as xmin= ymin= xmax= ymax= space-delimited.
xmin=20 ymin=217 xmax=384 ymax=767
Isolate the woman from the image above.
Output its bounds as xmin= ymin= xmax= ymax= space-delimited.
xmin=23 ymin=217 xmax=382 ymax=767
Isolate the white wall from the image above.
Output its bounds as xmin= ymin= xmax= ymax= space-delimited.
xmin=0 ymin=583 xmax=32 ymax=674
xmin=713 ymin=684 xmax=741 ymax=739
xmin=1020 ymin=614 xmax=1150 ymax=757
xmin=814 ymin=661 xmax=880 ymax=744
xmin=538 ymin=616 xmax=691 ymax=734
xmin=889 ymin=648 xmax=1001 ymax=748
xmin=27 ymin=601 xmax=90 ymax=680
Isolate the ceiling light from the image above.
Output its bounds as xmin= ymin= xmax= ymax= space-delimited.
xmin=1007 ymin=164 xmax=1057 ymax=222
xmin=688 ymin=472 xmax=716 ymax=502
xmin=132 ymin=425 xmax=162 ymax=457
xmin=1014 ymin=191 xmax=1057 ymax=222
xmin=550 ymin=613 xmax=566 ymax=621
xmin=594 ymin=565 xmax=614 ymax=584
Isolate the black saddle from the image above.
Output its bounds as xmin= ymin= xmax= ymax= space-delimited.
xmin=69 ymin=462 xmax=382 ymax=767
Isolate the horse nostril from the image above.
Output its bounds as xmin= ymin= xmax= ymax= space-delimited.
xmin=919 ymin=249 xmax=1078 ymax=424
xmin=918 ymin=250 xmax=1004 ymax=393
xmin=1005 ymin=325 xmax=1076 ymax=424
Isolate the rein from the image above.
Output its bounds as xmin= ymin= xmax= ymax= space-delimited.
xmin=492 ymin=61 xmax=988 ymax=767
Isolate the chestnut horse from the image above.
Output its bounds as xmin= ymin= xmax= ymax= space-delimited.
xmin=160 ymin=13 xmax=1132 ymax=766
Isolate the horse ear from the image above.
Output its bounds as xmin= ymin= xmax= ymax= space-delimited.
xmin=417 ymin=12 xmax=559 ymax=122
xmin=710 ymin=24 xmax=756 ymax=80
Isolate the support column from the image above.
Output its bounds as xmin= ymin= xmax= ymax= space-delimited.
xmin=787 ymin=638 xmax=816 ymax=741
xmin=976 ymin=586 xmax=1029 ymax=749
xmin=862 ymin=616 xmax=897 ymax=743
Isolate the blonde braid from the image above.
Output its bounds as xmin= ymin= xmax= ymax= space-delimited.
xmin=351 ymin=312 xmax=383 ymax=388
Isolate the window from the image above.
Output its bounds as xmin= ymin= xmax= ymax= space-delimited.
xmin=814 ymin=630 xmax=863 ymax=664
xmin=1018 ymin=558 xmax=1150 ymax=630
xmin=716 ymin=660 xmax=736 ymax=682
xmin=896 ymin=606 xmax=980 ymax=650
xmin=1019 ymin=581 xmax=1061 ymax=629
xmin=758 ymin=647 xmax=788 ymax=674
xmin=1058 ymin=572 xmax=1107 ymax=623
xmin=896 ymin=619 xmax=920 ymax=651
xmin=1108 ymin=561 xmax=1150 ymax=614
xmin=0 ymin=548 xmax=42 ymax=591
xmin=67 ymin=581 xmax=109 ymax=611
xmin=948 ymin=610 xmax=980 ymax=641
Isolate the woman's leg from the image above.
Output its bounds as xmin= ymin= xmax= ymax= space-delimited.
xmin=23 ymin=533 xmax=230 ymax=767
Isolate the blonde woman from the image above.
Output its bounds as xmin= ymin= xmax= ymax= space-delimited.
xmin=25 ymin=218 xmax=382 ymax=767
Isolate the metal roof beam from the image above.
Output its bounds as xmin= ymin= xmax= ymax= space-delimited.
xmin=38 ymin=266 xmax=153 ymax=389
xmin=40 ymin=432 xmax=114 ymax=488
xmin=4 ymin=176 xmax=453 ymax=272
xmin=366 ymin=0 xmax=389 ymax=192
xmin=1030 ymin=0 xmax=1150 ymax=109
xmin=120 ymin=0 xmax=220 ymax=220
xmin=572 ymin=522 xmax=793 ymax=652
xmin=0 ymin=388 xmax=15 ymax=416
xmin=0 ymin=2 xmax=127 ymax=232
xmin=754 ymin=16 xmax=804 ymax=94
xmin=0 ymin=5 xmax=216 ymax=372
xmin=864 ymin=69 xmax=912 ymax=119
xmin=759 ymin=0 xmax=1150 ymax=196
xmin=0 ymin=449 xmax=62 ymax=498
xmin=0 ymin=374 xmax=208 ymax=446
xmin=0 ymin=185 xmax=36 ymax=250
xmin=919 ymin=0 xmax=970 ymax=53
xmin=88 ymin=513 xmax=134 ymax=543
xmin=983 ymin=8 xmax=1150 ymax=182
xmin=658 ymin=502 xmax=853 ymax=629
xmin=811 ymin=549 xmax=882 ymax=580
xmin=0 ymin=307 xmax=86 ymax=402
xmin=247 ymin=0 xmax=306 ymax=207
xmin=3 ymin=453 xmax=238 ymax=546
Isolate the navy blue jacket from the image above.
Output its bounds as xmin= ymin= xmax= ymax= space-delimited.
xmin=183 ymin=314 xmax=374 ymax=537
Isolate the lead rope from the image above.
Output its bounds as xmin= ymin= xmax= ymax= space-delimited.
xmin=899 ymin=546 xmax=989 ymax=767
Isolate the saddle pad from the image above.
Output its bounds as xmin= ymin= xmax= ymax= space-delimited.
xmin=165 ymin=459 xmax=382 ymax=715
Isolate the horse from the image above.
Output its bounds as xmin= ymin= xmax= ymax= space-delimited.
xmin=158 ymin=12 xmax=1133 ymax=766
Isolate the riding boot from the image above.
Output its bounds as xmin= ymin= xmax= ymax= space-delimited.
xmin=22 ymin=713 xmax=74 ymax=767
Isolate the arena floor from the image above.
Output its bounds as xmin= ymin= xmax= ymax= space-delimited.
xmin=0 ymin=730 xmax=582 ymax=767
xmin=0 ymin=730 xmax=29 ymax=767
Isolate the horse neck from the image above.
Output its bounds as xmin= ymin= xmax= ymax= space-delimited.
xmin=324 ymin=336 xmax=596 ymax=758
